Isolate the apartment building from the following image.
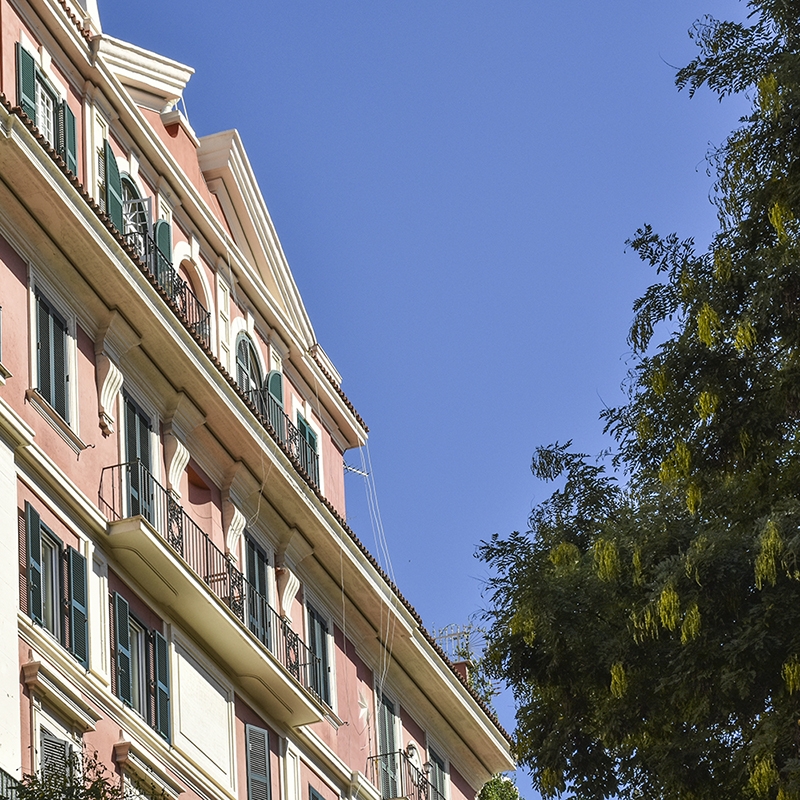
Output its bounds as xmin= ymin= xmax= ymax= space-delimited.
xmin=0 ymin=3 xmax=513 ymax=800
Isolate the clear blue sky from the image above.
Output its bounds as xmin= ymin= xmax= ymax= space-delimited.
xmin=102 ymin=2 xmax=749 ymax=796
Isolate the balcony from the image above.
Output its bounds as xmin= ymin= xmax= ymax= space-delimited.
xmin=99 ymin=460 xmax=325 ymax=726
xmin=247 ymin=389 xmax=320 ymax=486
xmin=0 ymin=768 xmax=19 ymax=800
xmin=124 ymin=230 xmax=211 ymax=348
xmin=367 ymin=751 xmax=446 ymax=800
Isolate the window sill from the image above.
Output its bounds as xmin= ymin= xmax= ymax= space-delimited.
xmin=26 ymin=389 xmax=89 ymax=454
xmin=0 ymin=362 xmax=11 ymax=385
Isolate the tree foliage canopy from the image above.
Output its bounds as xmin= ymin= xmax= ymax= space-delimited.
xmin=480 ymin=3 xmax=800 ymax=798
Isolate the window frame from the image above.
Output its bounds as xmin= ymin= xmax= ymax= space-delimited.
xmin=28 ymin=273 xmax=81 ymax=446
xmin=15 ymin=41 xmax=78 ymax=173
xmin=111 ymin=590 xmax=171 ymax=742
xmin=426 ymin=744 xmax=449 ymax=800
xmin=235 ymin=332 xmax=264 ymax=401
xmin=306 ymin=600 xmax=333 ymax=707
xmin=25 ymin=501 xmax=89 ymax=668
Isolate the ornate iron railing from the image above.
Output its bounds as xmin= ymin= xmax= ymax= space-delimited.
xmin=367 ymin=751 xmax=446 ymax=800
xmin=0 ymin=768 xmax=19 ymax=800
xmin=99 ymin=460 xmax=321 ymax=696
xmin=248 ymin=389 xmax=320 ymax=486
xmin=124 ymin=231 xmax=211 ymax=348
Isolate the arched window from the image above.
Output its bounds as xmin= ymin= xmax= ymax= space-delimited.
xmin=235 ymin=334 xmax=263 ymax=407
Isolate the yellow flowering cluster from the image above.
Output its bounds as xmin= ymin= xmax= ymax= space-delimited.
xmin=593 ymin=538 xmax=620 ymax=581
xmin=697 ymin=303 xmax=721 ymax=347
xmin=755 ymin=520 xmax=783 ymax=589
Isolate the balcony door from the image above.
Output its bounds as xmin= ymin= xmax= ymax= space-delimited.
xmin=378 ymin=692 xmax=399 ymax=799
xmin=124 ymin=394 xmax=153 ymax=522
xmin=246 ymin=537 xmax=271 ymax=649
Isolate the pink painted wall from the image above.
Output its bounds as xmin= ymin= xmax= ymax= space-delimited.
xmin=139 ymin=107 xmax=232 ymax=236
xmin=301 ymin=760 xmax=339 ymax=800
xmin=177 ymin=458 xmax=223 ymax=549
xmin=309 ymin=625 xmax=374 ymax=774
xmin=450 ymin=763 xmax=477 ymax=800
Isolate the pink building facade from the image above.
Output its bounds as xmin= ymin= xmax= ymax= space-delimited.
xmin=0 ymin=4 xmax=513 ymax=800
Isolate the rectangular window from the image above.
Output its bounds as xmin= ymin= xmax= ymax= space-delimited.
xmin=35 ymin=292 xmax=70 ymax=422
xmin=25 ymin=502 xmax=88 ymax=667
xmin=428 ymin=749 xmax=447 ymax=800
xmin=246 ymin=725 xmax=271 ymax=800
xmin=16 ymin=43 xmax=78 ymax=173
xmin=112 ymin=592 xmax=171 ymax=742
xmin=307 ymin=604 xmax=330 ymax=706
xmin=35 ymin=80 xmax=56 ymax=145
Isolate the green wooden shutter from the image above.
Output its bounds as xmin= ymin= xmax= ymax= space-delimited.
xmin=26 ymin=502 xmax=43 ymax=626
xmin=154 ymin=219 xmax=172 ymax=261
xmin=16 ymin=43 xmax=36 ymax=121
xmin=307 ymin=606 xmax=329 ymax=705
xmin=246 ymin=725 xmax=271 ymax=800
xmin=59 ymin=102 xmax=78 ymax=175
xmin=267 ymin=371 xmax=283 ymax=404
xmin=51 ymin=306 xmax=68 ymax=421
xmin=377 ymin=694 xmax=398 ymax=797
xmin=36 ymin=294 xmax=69 ymax=420
xmin=153 ymin=630 xmax=170 ymax=741
xmin=67 ymin=547 xmax=88 ymax=668
xmin=103 ymin=140 xmax=124 ymax=232
xmin=36 ymin=295 xmax=52 ymax=406
xmin=114 ymin=593 xmax=132 ymax=705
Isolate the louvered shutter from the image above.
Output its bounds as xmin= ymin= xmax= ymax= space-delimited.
xmin=67 ymin=547 xmax=88 ymax=668
xmin=153 ymin=630 xmax=170 ymax=741
xmin=36 ymin=295 xmax=52 ymax=406
xmin=246 ymin=725 xmax=270 ymax=800
xmin=266 ymin=371 xmax=285 ymax=439
xmin=236 ymin=337 xmax=250 ymax=392
xmin=40 ymin=728 xmax=70 ymax=779
xmin=103 ymin=140 xmax=124 ymax=232
xmin=26 ymin=502 xmax=43 ymax=625
xmin=154 ymin=219 xmax=172 ymax=261
xmin=377 ymin=694 xmax=398 ymax=798
xmin=16 ymin=43 xmax=36 ymax=121
xmin=114 ymin=593 xmax=132 ymax=705
xmin=308 ymin=606 xmax=329 ymax=704
xmin=59 ymin=102 xmax=78 ymax=175
xmin=267 ymin=371 xmax=283 ymax=404
xmin=51 ymin=307 xmax=68 ymax=421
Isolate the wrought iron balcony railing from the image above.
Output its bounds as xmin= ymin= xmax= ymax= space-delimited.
xmin=0 ymin=768 xmax=19 ymax=800
xmin=124 ymin=230 xmax=211 ymax=348
xmin=247 ymin=389 xmax=320 ymax=486
xmin=99 ymin=460 xmax=322 ymax=697
xmin=367 ymin=751 xmax=446 ymax=800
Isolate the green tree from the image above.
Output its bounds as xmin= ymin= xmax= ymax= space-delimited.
xmin=478 ymin=774 xmax=522 ymax=800
xmin=1 ymin=751 xmax=126 ymax=800
xmin=480 ymin=3 xmax=800 ymax=799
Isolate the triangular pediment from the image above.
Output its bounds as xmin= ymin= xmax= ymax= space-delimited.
xmin=198 ymin=130 xmax=316 ymax=346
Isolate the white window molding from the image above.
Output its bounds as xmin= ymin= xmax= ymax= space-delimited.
xmin=23 ymin=659 xmax=100 ymax=735
xmin=28 ymin=268 xmax=83 ymax=450
xmin=305 ymin=590 xmax=336 ymax=713
xmin=113 ymin=739 xmax=184 ymax=800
